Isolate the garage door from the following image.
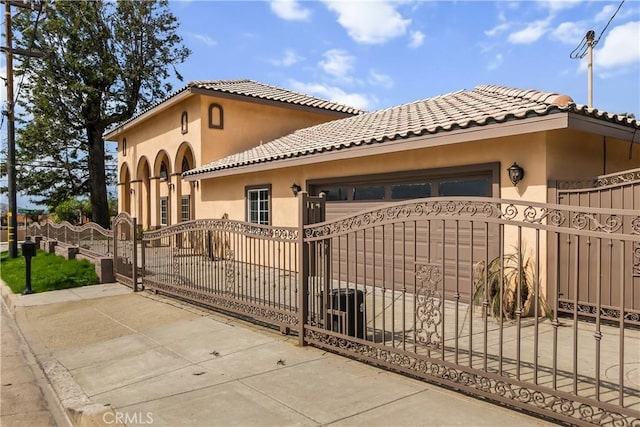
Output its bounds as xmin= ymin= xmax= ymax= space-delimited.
xmin=309 ymin=166 xmax=500 ymax=303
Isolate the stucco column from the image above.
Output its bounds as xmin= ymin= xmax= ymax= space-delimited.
xmin=150 ymin=176 xmax=160 ymax=228
xmin=170 ymin=172 xmax=181 ymax=225
xmin=129 ymin=180 xmax=142 ymax=220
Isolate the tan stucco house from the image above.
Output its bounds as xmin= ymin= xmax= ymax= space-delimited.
xmin=104 ymin=79 xmax=362 ymax=230
xmin=179 ymin=84 xmax=639 ymax=226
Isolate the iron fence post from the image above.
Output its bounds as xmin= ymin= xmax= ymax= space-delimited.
xmin=132 ymin=217 xmax=138 ymax=292
xmin=297 ymin=191 xmax=309 ymax=346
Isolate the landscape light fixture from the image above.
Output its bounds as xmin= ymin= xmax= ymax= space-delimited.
xmin=290 ymin=183 xmax=302 ymax=196
xmin=508 ymin=162 xmax=525 ymax=186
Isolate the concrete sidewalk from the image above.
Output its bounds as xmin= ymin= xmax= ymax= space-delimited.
xmin=2 ymin=282 xmax=554 ymax=427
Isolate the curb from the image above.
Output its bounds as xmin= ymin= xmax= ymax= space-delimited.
xmin=1 ymin=279 xmax=120 ymax=426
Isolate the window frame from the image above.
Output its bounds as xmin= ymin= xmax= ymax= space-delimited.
xmin=160 ymin=197 xmax=169 ymax=226
xmin=181 ymin=111 xmax=188 ymax=134
xmin=245 ymin=184 xmax=271 ymax=225
xmin=208 ymin=103 xmax=224 ymax=129
xmin=181 ymin=195 xmax=191 ymax=223
xmin=308 ymin=163 xmax=499 ymax=202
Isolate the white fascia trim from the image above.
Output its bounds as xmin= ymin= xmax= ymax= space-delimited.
xmin=184 ymin=113 xmax=570 ymax=181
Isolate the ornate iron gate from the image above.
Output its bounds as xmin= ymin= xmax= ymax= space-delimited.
xmin=550 ymin=168 xmax=640 ymax=323
xmin=300 ymin=195 xmax=640 ymax=426
xmin=139 ymin=218 xmax=300 ymax=331
xmin=112 ymin=212 xmax=137 ymax=289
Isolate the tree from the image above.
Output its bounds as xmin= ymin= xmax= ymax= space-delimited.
xmin=53 ymin=198 xmax=90 ymax=224
xmin=10 ymin=0 xmax=190 ymax=228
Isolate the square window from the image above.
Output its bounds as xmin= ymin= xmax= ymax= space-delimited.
xmin=247 ymin=187 xmax=270 ymax=225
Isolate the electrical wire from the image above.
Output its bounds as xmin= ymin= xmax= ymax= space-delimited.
xmin=594 ymin=0 xmax=625 ymax=47
xmin=569 ymin=0 xmax=626 ymax=59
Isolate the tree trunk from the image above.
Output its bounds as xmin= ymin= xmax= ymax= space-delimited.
xmin=87 ymin=126 xmax=110 ymax=228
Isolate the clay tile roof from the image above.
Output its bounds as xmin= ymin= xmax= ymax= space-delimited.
xmin=184 ymin=84 xmax=640 ymax=178
xmin=187 ymin=80 xmax=364 ymax=114
xmin=105 ymin=79 xmax=364 ymax=135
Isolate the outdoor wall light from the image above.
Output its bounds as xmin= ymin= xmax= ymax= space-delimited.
xmin=129 ymin=188 xmax=135 ymax=194
xmin=166 ymin=181 xmax=175 ymax=191
xmin=508 ymin=162 xmax=525 ymax=186
xmin=290 ymin=183 xmax=302 ymax=196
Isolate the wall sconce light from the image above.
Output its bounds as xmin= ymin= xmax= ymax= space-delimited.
xmin=193 ymin=180 xmax=199 ymax=189
xmin=129 ymin=188 xmax=135 ymax=194
xmin=508 ymin=162 xmax=525 ymax=186
xmin=290 ymin=183 xmax=302 ymax=196
xmin=167 ymin=181 xmax=175 ymax=191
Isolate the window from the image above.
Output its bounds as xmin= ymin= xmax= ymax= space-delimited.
xmin=181 ymin=111 xmax=188 ymax=134
xmin=246 ymin=186 xmax=270 ymax=225
xmin=208 ymin=103 xmax=223 ymax=129
xmin=181 ymin=196 xmax=190 ymax=222
xmin=181 ymin=157 xmax=190 ymax=173
xmin=160 ymin=162 xmax=168 ymax=180
xmin=309 ymin=164 xmax=497 ymax=201
xmin=160 ymin=197 xmax=168 ymax=226
xmin=122 ymin=138 xmax=127 ymax=156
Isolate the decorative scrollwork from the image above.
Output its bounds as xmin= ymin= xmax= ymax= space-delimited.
xmin=142 ymin=218 xmax=297 ymax=242
xmin=415 ymin=263 xmax=443 ymax=348
xmin=147 ymin=280 xmax=299 ymax=326
xmin=571 ymin=213 xmax=622 ymax=233
xmin=303 ymin=329 xmax=639 ymax=426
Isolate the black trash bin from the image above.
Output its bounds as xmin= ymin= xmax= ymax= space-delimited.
xmin=328 ymin=288 xmax=365 ymax=339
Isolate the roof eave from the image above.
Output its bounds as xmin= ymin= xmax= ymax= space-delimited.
xmin=185 ymin=112 xmax=571 ymax=181
xmin=103 ymin=89 xmax=193 ymax=140
xmin=189 ymin=87 xmax=360 ymax=118
xmin=567 ymin=113 xmax=640 ymax=142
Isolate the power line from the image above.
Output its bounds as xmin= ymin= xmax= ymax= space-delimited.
xmin=569 ymin=0 xmax=625 ymax=59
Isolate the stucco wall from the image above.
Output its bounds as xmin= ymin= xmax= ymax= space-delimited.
xmin=197 ymin=132 xmax=550 ymax=226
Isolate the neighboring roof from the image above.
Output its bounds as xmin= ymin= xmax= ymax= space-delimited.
xmin=104 ymin=79 xmax=364 ymax=138
xmin=184 ymin=84 xmax=639 ymax=179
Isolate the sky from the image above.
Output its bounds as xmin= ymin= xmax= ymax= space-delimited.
xmin=2 ymin=0 xmax=639 ymax=210
xmin=167 ymin=0 xmax=640 ymax=114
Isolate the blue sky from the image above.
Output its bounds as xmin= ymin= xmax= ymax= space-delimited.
xmin=3 ymin=0 xmax=640 ymax=209
xmin=168 ymin=0 xmax=640 ymax=114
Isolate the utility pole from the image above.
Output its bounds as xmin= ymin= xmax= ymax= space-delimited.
xmin=586 ymin=30 xmax=595 ymax=108
xmin=2 ymin=0 xmax=46 ymax=258
xmin=3 ymin=0 xmax=17 ymax=257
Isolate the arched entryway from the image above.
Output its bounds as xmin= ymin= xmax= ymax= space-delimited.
xmin=175 ymin=142 xmax=196 ymax=222
xmin=118 ymin=163 xmax=132 ymax=215
xmin=135 ymin=157 xmax=151 ymax=229
xmin=153 ymin=151 xmax=173 ymax=226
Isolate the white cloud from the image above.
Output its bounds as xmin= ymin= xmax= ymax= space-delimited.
xmin=271 ymin=49 xmax=304 ymax=67
xmin=485 ymin=22 xmax=511 ymax=37
xmin=592 ymin=21 xmax=640 ymax=71
xmin=319 ymin=49 xmax=356 ymax=81
xmin=508 ymin=18 xmax=551 ymax=44
xmin=595 ymin=4 xmax=616 ymax=23
xmin=323 ymin=1 xmax=411 ymax=44
xmin=550 ymin=21 xmax=587 ymax=45
xmin=487 ymin=53 xmax=504 ymax=71
xmin=270 ymin=0 xmax=311 ymax=21
xmin=368 ymin=70 xmax=394 ymax=89
xmin=191 ymin=33 xmax=217 ymax=47
xmin=408 ymin=31 xmax=425 ymax=48
xmin=537 ymin=0 xmax=582 ymax=13
xmin=288 ymin=80 xmax=374 ymax=110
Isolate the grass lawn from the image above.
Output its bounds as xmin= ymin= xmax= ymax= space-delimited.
xmin=1 ymin=249 xmax=99 ymax=294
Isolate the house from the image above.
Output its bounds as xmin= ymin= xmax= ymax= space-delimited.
xmin=182 ymin=84 xmax=639 ymax=226
xmin=104 ymin=79 xmax=363 ymax=230
xmin=110 ymin=81 xmax=639 ymax=313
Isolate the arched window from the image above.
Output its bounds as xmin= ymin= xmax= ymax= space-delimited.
xmin=122 ymin=138 xmax=127 ymax=156
xmin=181 ymin=157 xmax=190 ymax=173
xmin=208 ymin=103 xmax=223 ymax=129
xmin=160 ymin=162 xmax=168 ymax=180
xmin=181 ymin=111 xmax=188 ymax=134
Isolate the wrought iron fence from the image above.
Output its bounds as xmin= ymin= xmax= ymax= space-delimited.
xmin=27 ymin=219 xmax=113 ymax=258
xmin=26 ymin=195 xmax=640 ymax=426
xmin=300 ymin=196 xmax=640 ymax=426
xmin=140 ymin=218 xmax=300 ymax=330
